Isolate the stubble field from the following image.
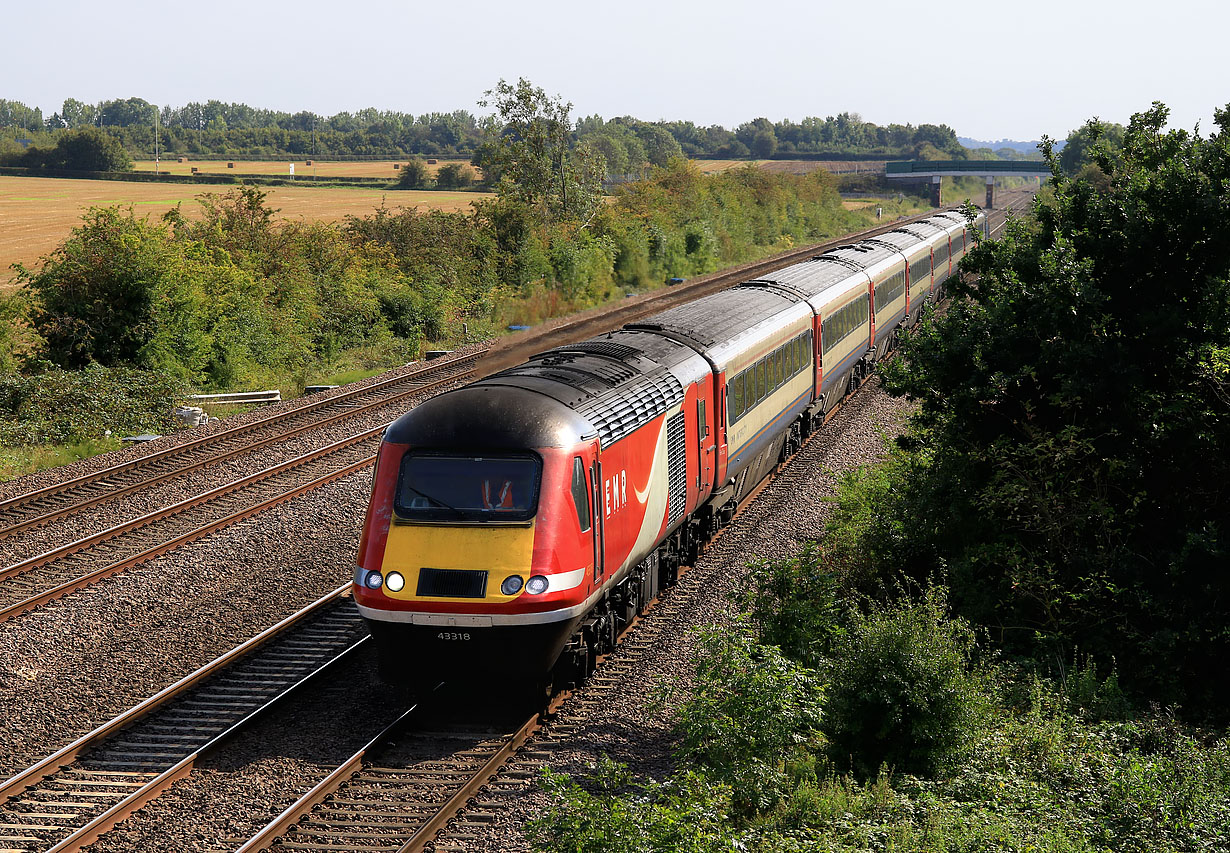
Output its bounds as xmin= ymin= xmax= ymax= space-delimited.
xmin=130 ymin=158 xmax=476 ymax=179
xmin=0 ymin=175 xmax=490 ymax=288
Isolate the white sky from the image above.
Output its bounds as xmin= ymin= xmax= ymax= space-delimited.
xmin=5 ymin=0 xmax=1225 ymax=143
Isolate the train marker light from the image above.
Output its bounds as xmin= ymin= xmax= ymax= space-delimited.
xmin=385 ymin=571 xmax=405 ymax=592
xmin=501 ymin=575 xmax=524 ymax=595
xmin=364 ymin=571 xmax=383 ymax=589
xmin=526 ymin=575 xmax=549 ymax=595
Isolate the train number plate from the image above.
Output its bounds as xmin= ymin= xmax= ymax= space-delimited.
xmin=436 ymin=632 xmax=471 ymax=641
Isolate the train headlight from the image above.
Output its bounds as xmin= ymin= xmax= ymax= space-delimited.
xmin=501 ymin=575 xmax=524 ymax=595
xmin=385 ymin=571 xmax=405 ymax=593
xmin=526 ymin=575 xmax=549 ymax=595
xmin=364 ymin=571 xmax=383 ymax=589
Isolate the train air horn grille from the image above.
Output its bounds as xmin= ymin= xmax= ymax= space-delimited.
xmin=416 ymin=568 xmax=489 ymax=598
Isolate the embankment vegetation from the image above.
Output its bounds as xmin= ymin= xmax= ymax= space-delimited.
xmin=0 ymin=80 xmax=922 ymax=480
xmin=529 ymin=101 xmax=1230 ymax=851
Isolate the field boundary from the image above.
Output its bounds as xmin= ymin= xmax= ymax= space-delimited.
xmin=0 ymin=166 xmax=488 ymax=191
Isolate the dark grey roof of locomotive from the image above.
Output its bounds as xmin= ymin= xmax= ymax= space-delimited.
xmin=458 ymin=330 xmax=699 ymax=449
xmin=384 ymin=384 xmax=595 ymax=450
xmin=625 ymin=287 xmax=796 ymax=350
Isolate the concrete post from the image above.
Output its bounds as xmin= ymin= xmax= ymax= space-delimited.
xmin=985 ymin=177 xmax=995 ymax=209
xmin=931 ymin=175 xmax=942 ymax=207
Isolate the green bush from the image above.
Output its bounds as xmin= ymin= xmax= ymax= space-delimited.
xmin=675 ymin=628 xmax=824 ymax=815
xmin=528 ymin=760 xmax=739 ymax=853
xmin=822 ymin=589 xmax=992 ymax=779
xmin=737 ymin=543 xmax=846 ymax=670
xmin=0 ymin=364 xmax=184 ymax=445
xmin=396 ymin=158 xmax=431 ymax=189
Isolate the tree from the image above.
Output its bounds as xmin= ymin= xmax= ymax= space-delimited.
xmin=878 ymin=101 xmax=1230 ymax=717
xmin=637 ymin=123 xmax=683 ymax=166
xmin=751 ymin=128 xmax=778 ymax=159
xmin=20 ymin=207 xmax=176 ymax=367
xmin=434 ymin=162 xmax=474 ymax=189
xmin=44 ymin=127 xmax=132 ymax=171
xmin=397 ymin=158 xmax=431 ymax=189
xmin=473 ymin=78 xmax=605 ymax=223
xmin=60 ymin=98 xmax=98 ymax=128
xmin=98 ymin=97 xmax=155 ymax=127
xmin=0 ymin=99 xmax=43 ymax=130
xmin=1058 ymin=118 xmax=1126 ymax=175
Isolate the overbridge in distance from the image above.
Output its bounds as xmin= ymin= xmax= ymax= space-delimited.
xmin=885 ymin=160 xmax=1051 ymax=207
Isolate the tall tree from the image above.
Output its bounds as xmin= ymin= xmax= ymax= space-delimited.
xmin=878 ymin=101 xmax=1230 ymax=716
xmin=43 ymin=127 xmax=132 ymax=171
xmin=473 ymin=78 xmax=605 ymax=223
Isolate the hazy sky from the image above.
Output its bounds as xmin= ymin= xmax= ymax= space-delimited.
xmin=6 ymin=0 xmax=1225 ymax=143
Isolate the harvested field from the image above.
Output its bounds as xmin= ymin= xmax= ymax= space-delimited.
xmin=693 ymin=158 xmax=765 ymax=173
xmin=0 ymin=176 xmax=490 ymax=288
xmin=693 ymin=158 xmax=886 ymax=176
xmin=131 ymin=158 xmax=476 ymax=179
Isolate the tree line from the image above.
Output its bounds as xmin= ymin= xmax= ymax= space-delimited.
xmin=1 ymin=93 xmax=973 ymax=168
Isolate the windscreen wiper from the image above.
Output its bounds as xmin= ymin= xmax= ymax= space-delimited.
xmin=401 ymin=484 xmax=464 ymax=517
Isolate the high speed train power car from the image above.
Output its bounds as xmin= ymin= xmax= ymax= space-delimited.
xmin=354 ymin=209 xmax=983 ymax=690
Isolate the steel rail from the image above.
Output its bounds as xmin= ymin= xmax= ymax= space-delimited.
xmin=0 ymin=584 xmax=350 ymax=803
xmin=0 ymin=351 xmax=483 ymax=538
xmin=0 ymin=357 xmax=482 ymax=621
xmin=0 ymin=426 xmax=383 ymax=586
xmin=40 ymin=637 xmax=370 ymax=853
xmin=233 ymin=706 xmax=420 ymax=853
xmin=397 ymin=715 xmax=538 ymax=853
xmin=0 ymin=445 xmax=375 ymax=622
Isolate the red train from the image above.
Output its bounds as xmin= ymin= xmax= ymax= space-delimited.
xmin=354 ymin=210 xmax=983 ymax=691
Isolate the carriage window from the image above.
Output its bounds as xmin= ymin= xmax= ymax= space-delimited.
xmin=730 ymin=373 xmax=744 ymax=422
xmin=571 ymin=457 xmax=591 ymax=532
xmin=756 ymin=359 xmax=767 ymax=401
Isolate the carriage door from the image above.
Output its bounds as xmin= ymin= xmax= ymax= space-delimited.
xmin=697 ymin=394 xmax=713 ymax=494
xmin=590 ymin=460 xmax=605 ymax=582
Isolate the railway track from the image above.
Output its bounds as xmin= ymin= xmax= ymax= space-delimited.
xmin=0 ymin=352 xmax=487 ymax=621
xmin=235 ymin=705 xmax=537 ymax=853
xmin=0 ymin=350 xmax=483 ymax=541
xmin=0 ymin=587 xmax=366 ymax=853
xmin=0 ymin=429 xmax=380 ymax=622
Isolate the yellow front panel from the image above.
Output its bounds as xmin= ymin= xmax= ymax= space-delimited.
xmin=380 ymin=521 xmax=536 ymax=603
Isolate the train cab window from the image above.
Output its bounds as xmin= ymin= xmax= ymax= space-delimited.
xmin=571 ymin=457 xmax=591 ymax=532
xmin=395 ymin=452 xmax=541 ymax=522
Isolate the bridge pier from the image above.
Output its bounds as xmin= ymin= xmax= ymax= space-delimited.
xmin=985 ymin=177 xmax=995 ymax=209
xmin=931 ymin=175 xmax=942 ymax=207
